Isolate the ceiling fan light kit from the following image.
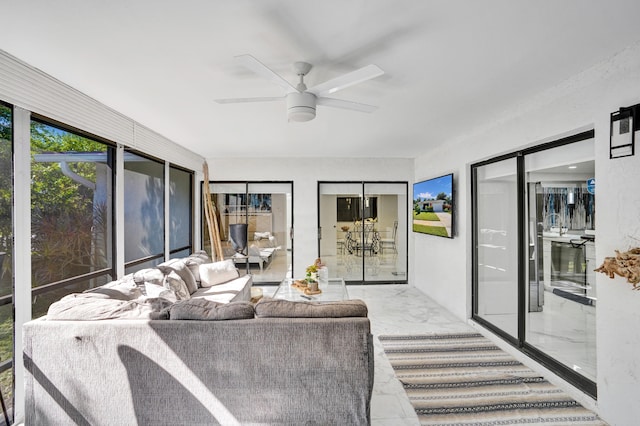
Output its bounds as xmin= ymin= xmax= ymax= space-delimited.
xmin=215 ymin=54 xmax=384 ymax=122
xmin=287 ymin=91 xmax=316 ymax=122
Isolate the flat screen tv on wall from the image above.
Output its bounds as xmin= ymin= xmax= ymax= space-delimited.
xmin=412 ymin=173 xmax=454 ymax=238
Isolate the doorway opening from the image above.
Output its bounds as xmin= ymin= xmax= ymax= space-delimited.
xmin=204 ymin=181 xmax=293 ymax=285
xmin=318 ymin=181 xmax=408 ymax=284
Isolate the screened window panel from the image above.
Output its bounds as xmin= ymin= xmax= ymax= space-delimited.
xmin=124 ymin=152 xmax=164 ymax=262
xmin=30 ymin=120 xmax=114 ymax=287
xmin=169 ymin=166 xmax=192 ymax=252
xmin=0 ymin=103 xmax=13 ymax=419
xmin=31 ymin=273 xmax=112 ymax=319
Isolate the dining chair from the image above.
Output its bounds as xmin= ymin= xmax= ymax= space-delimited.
xmin=380 ymin=221 xmax=398 ymax=254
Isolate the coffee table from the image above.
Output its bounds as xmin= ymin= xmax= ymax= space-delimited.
xmin=272 ymin=277 xmax=349 ymax=302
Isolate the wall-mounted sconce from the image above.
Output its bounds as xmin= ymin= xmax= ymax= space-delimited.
xmin=610 ymin=103 xmax=640 ymax=158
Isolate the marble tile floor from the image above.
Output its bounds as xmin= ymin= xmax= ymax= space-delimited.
xmin=258 ymin=284 xmax=603 ymax=424
xmin=479 ymin=290 xmax=596 ymax=382
xmin=323 ymin=254 xmax=409 ymax=283
xmin=259 ymin=284 xmax=474 ymax=425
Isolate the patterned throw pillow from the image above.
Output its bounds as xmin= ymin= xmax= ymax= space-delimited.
xmin=163 ymin=270 xmax=191 ymax=300
xmin=158 ymin=259 xmax=198 ymax=294
xmin=133 ymin=268 xmax=166 ymax=287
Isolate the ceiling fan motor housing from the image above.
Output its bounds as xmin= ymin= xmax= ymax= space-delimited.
xmin=287 ymin=91 xmax=317 ymax=122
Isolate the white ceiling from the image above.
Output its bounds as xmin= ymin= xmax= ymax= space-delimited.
xmin=3 ymin=0 xmax=640 ymax=159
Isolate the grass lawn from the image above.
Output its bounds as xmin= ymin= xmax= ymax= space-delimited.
xmin=413 ymin=212 xmax=440 ymax=221
xmin=413 ymin=223 xmax=450 ymax=237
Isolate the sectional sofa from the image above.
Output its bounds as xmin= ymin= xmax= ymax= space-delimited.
xmin=22 ymin=252 xmax=374 ymax=425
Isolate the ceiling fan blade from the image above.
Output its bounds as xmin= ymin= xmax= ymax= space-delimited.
xmin=308 ymin=64 xmax=384 ymax=97
xmin=317 ymin=97 xmax=378 ymax=113
xmin=235 ymin=54 xmax=298 ymax=94
xmin=215 ymin=96 xmax=285 ymax=104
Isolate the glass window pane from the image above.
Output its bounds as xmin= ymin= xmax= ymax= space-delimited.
xmin=206 ymin=182 xmax=293 ymax=283
xmin=124 ymin=152 xmax=164 ymax=262
xmin=525 ymin=138 xmax=596 ymax=382
xmin=364 ymin=183 xmax=407 ymax=282
xmin=474 ymin=158 xmax=519 ymax=338
xmin=0 ymin=302 xmax=13 ymax=416
xmin=205 ymin=182 xmax=245 ymax=260
xmin=31 ymin=273 xmax=113 ymax=319
xmin=247 ymin=182 xmax=293 ymax=284
xmin=125 ymin=257 xmax=163 ymax=275
xmin=170 ymin=248 xmax=191 ymax=259
xmin=0 ymin=103 xmax=13 ymax=419
xmin=319 ymin=183 xmax=363 ymax=282
xmin=169 ymin=167 xmax=192 ymax=252
xmin=31 ymin=121 xmax=113 ymax=287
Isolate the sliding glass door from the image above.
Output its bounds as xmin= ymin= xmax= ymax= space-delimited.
xmin=524 ymin=138 xmax=596 ymax=384
xmin=472 ymin=131 xmax=596 ymax=397
xmin=318 ymin=181 xmax=407 ymax=284
xmin=206 ymin=181 xmax=293 ymax=284
xmin=473 ymin=158 xmax=519 ymax=339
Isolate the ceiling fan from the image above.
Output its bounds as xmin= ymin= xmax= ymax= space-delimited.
xmin=215 ymin=54 xmax=384 ymax=122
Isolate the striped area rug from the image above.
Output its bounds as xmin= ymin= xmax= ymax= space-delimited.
xmin=379 ymin=332 xmax=606 ymax=425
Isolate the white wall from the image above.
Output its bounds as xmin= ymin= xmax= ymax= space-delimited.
xmin=206 ymin=157 xmax=413 ymax=278
xmin=413 ymin=41 xmax=640 ymax=424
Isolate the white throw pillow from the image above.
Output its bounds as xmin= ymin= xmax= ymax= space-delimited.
xmin=144 ymin=282 xmax=178 ymax=302
xmin=199 ymin=260 xmax=240 ymax=287
xmin=163 ymin=270 xmax=191 ymax=300
xmin=185 ymin=255 xmax=209 ymax=284
xmin=133 ymin=268 xmax=166 ymax=287
xmin=158 ymin=258 xmax=198 ymax=294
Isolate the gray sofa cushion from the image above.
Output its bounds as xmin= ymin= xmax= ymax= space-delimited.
xmin=170 ymin=299 xmax=254 ymax=320
xmin=254 ymin=298 xmax=368 ymax=318
xmin=47 ymin=294 xmax=172 ymax=320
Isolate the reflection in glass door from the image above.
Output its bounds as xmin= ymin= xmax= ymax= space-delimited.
xmin=318 ymin=182 xmax=407 ymax=284
xmin=319 ymin=183 xmax=362 ymax=282
xmin=473 ymin=158 xmax=519 ymax=339
xmin=364 ymin=183 xmax=408 ymax=282
xmin=525 ymin=138 xmax=596 ymax=384
xmin=247 ymin=183 xmax=293 ymax=283
xmin=206 ymin=181 xmax=293 ymax=284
